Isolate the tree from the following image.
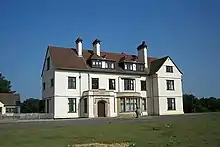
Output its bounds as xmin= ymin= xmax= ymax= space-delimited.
xmin=20 ymin=98 xmax=45 ymax=113
xmin=0 ymin=73 xmax=12 ymax=93
xmin=183 ymin=94 xmax=220 ymax=113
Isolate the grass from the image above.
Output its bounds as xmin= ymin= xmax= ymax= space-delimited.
xmin=0 ymin=113 xmax=220 ymax=147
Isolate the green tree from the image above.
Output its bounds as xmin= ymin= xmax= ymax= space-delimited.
xmin=0 ymin=73 xmax=12 ymax=93
xmin=20 ymin=98 xmax=45 ymax=113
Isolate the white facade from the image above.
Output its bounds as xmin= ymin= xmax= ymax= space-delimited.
xmin=41 ymin=41 xmax=184 ymax=119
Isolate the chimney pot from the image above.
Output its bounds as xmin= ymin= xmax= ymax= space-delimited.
xmin=92 ymin=39 xmax=101 ymax=56
xmin=75 ymin=37 xmax=83 ymax=57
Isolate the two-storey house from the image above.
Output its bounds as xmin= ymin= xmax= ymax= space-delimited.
xmin=41 ymin=37 xmax=184 ymax=118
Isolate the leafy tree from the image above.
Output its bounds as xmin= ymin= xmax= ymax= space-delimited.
xmin=0 ymin=73 xmax=12 ymax=93
xmin=20 ymin=98 xmax=45 ymax=113
xmin=183 ymin=94 xmax=220 ymax=113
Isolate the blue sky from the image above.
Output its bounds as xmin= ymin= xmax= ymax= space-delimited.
xmin=0 ymin=0 xmax=219 ymax=100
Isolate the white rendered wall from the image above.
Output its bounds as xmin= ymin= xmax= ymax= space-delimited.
xmin=156 ymin=57 xmax=184 ymax=115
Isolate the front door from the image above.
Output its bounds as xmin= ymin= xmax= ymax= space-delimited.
xmin=98 ymin=101 xmax=106 ymax=117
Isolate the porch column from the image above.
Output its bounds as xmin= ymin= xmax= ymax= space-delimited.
xmin=88 ymin=96 xmax=94 ymax=117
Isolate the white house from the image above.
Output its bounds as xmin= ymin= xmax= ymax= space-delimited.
xmin=41 ymin=37 xmax=184 ymax=119
xmin=0 ymin=93 xmax=21 ymax=114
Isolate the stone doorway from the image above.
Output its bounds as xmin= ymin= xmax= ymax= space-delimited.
xmin=98 ymin=100 xmax=106 ymax=117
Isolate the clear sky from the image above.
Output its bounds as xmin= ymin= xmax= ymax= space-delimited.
xmin=0 ymin=0 xmax=219 ymax=100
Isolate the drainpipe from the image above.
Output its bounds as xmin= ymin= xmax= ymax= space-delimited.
xmin=79 ymin=72 xmax=82 ymax=97
xmin=88 ymin=73 xmax=90 ymax=90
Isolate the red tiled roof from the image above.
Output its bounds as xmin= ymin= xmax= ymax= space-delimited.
xmin=47 ymin=46 xmax=158 ymax=73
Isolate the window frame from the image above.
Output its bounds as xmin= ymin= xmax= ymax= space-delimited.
xmin=166 ymin=66 xmax=173 ymax=73
xmin=167 ymin=98 xmax=176 ymax=110
xmin=50 ymin=78 xmax=54 ymax=87
xmin=68 ymin=98 xmax=77 ymax=113
xmin=68 ymin=77 xmax=76 ymax=89
xmin=124 ymin=78 xmax=134 ymax=91
xmin=84 ymin=98 xmax=87 ymax=113
xmin=109 ymin=79 xmax=116 ymax=90
xmin=166 ymin=80 xmax=175 ymax=90
xmin=43 ymin=82 xmax=46 ymax=90
xmin=141 ymin=80 xmax=146 ymax=91
xmin=46 ymin=57 xmax=50 ymax=70
xmin=120 ymin=97 xmax=138 ymax=112
xmin=92 ymin=78 xmax=99 ymax=89
xmin=142 ymin=98 xmax=147 ymax=111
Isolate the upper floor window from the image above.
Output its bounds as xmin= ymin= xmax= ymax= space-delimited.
xmin=141 ymin=80 xmax=146 ymax=91
xmin=50 ymin=78 xmax=54 ymax=87
xmin=109 ymin=79 xmax=115 ymax=90
xmin=166 ymin=80 xmax=174 ymax=90
xmin=43 ymin=82 xmax=46 ymax=90
xmin=92 ymin=78 xmax=99 ymax=89
xmin=46 ymin=57 xmax=50 ymax=70
xmin=68 ymin=77 xmax=76 ymax=89
xmin=124 ymin=79 xmax=134 ymax=90
xmin=166 ymin=66 xmax=173 ymax=73
xmin=167 ymin=98 xmax=176 ymax=110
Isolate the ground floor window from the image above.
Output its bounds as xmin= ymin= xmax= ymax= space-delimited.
xmin=120 ymin=98 xmax=138 ymax=112
xmin=142 ymin=98 xmax=147 ymax=111
xmin=68 ymin=98 xmax=76 ymax=113
xmin=6 ymin=107 xmax=17 ymax=113
xmin=84 ymin=98 xmax=87 ymax=113
xmin=0 ymin=107 xmax=2 ymax=114
xmin=46 ymin=99 xmax=50 ymax=113
xmin=167 ymin=98 xmax=176 ymax=110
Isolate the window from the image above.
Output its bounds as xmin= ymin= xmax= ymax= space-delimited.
xmin=6 ymin=108 xmax=17 ymax=113
xmin=0 ymin=107 xmax=2 ymax=114
xmin=91 ymin=60 xmax=115 ymax=69
xmin=141 ymin=80 xmax=146 ymax=91
xmin=92 ymin=78 xmax=99 ymax=89
xmin=166 ymin=80 xmax=174 ymax=90
xmin=68 ymin=98 xmax=76 ymax=113
xmin=120 ymin=98 xmax=137 ymax=112
xmin=43 ymin=82 xmax=46 ymax=90
xmin=46 ymin=99 xmax=50 ymax=113
xmin=50 ymin=78 xmax=54 ymax=87
xmin=46 ymin=57 xmax=50 ymax=70
xmin=68 ymin=77 xmax=76 ymax=89
xmin=167 ymin=98 xmax=176 ymax=110
xmin=166 ymin=66 xmax=173 ymax=73
xmin=142 ymin=98 xmax=147 ymax=111
xmin=124 ymin=79 xmax=134 ymax=90
xmin=109 ymin=79 xmax=115 ymax=90
xmin=136 ymin=64 xmax=144 ymax=71
xmin=84 ymin=98 xmax=87 ymax=113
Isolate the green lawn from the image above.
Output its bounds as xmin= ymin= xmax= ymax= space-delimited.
xmin=0 ymin=114 xmax=220 ymax=147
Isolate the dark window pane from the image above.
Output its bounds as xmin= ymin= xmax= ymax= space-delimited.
xmin=141 ymin=80 xmax=146 ymax=91
xmin=92 ymin=78 xmax=99 ymax=89
xmin=68 ymin=77 xmax=76 ymax=89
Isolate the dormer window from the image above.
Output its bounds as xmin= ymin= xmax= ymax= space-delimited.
xmin=123 ymin=62 xmax=144 ymax=72
xmin=91 ymin=59 xmax=115 ymax=69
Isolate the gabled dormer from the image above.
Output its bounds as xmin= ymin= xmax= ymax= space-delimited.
xmin=119 ymin=55 xmax=145 ymax=72
xmin=88 ymin=52 xmax=116 ymax=69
